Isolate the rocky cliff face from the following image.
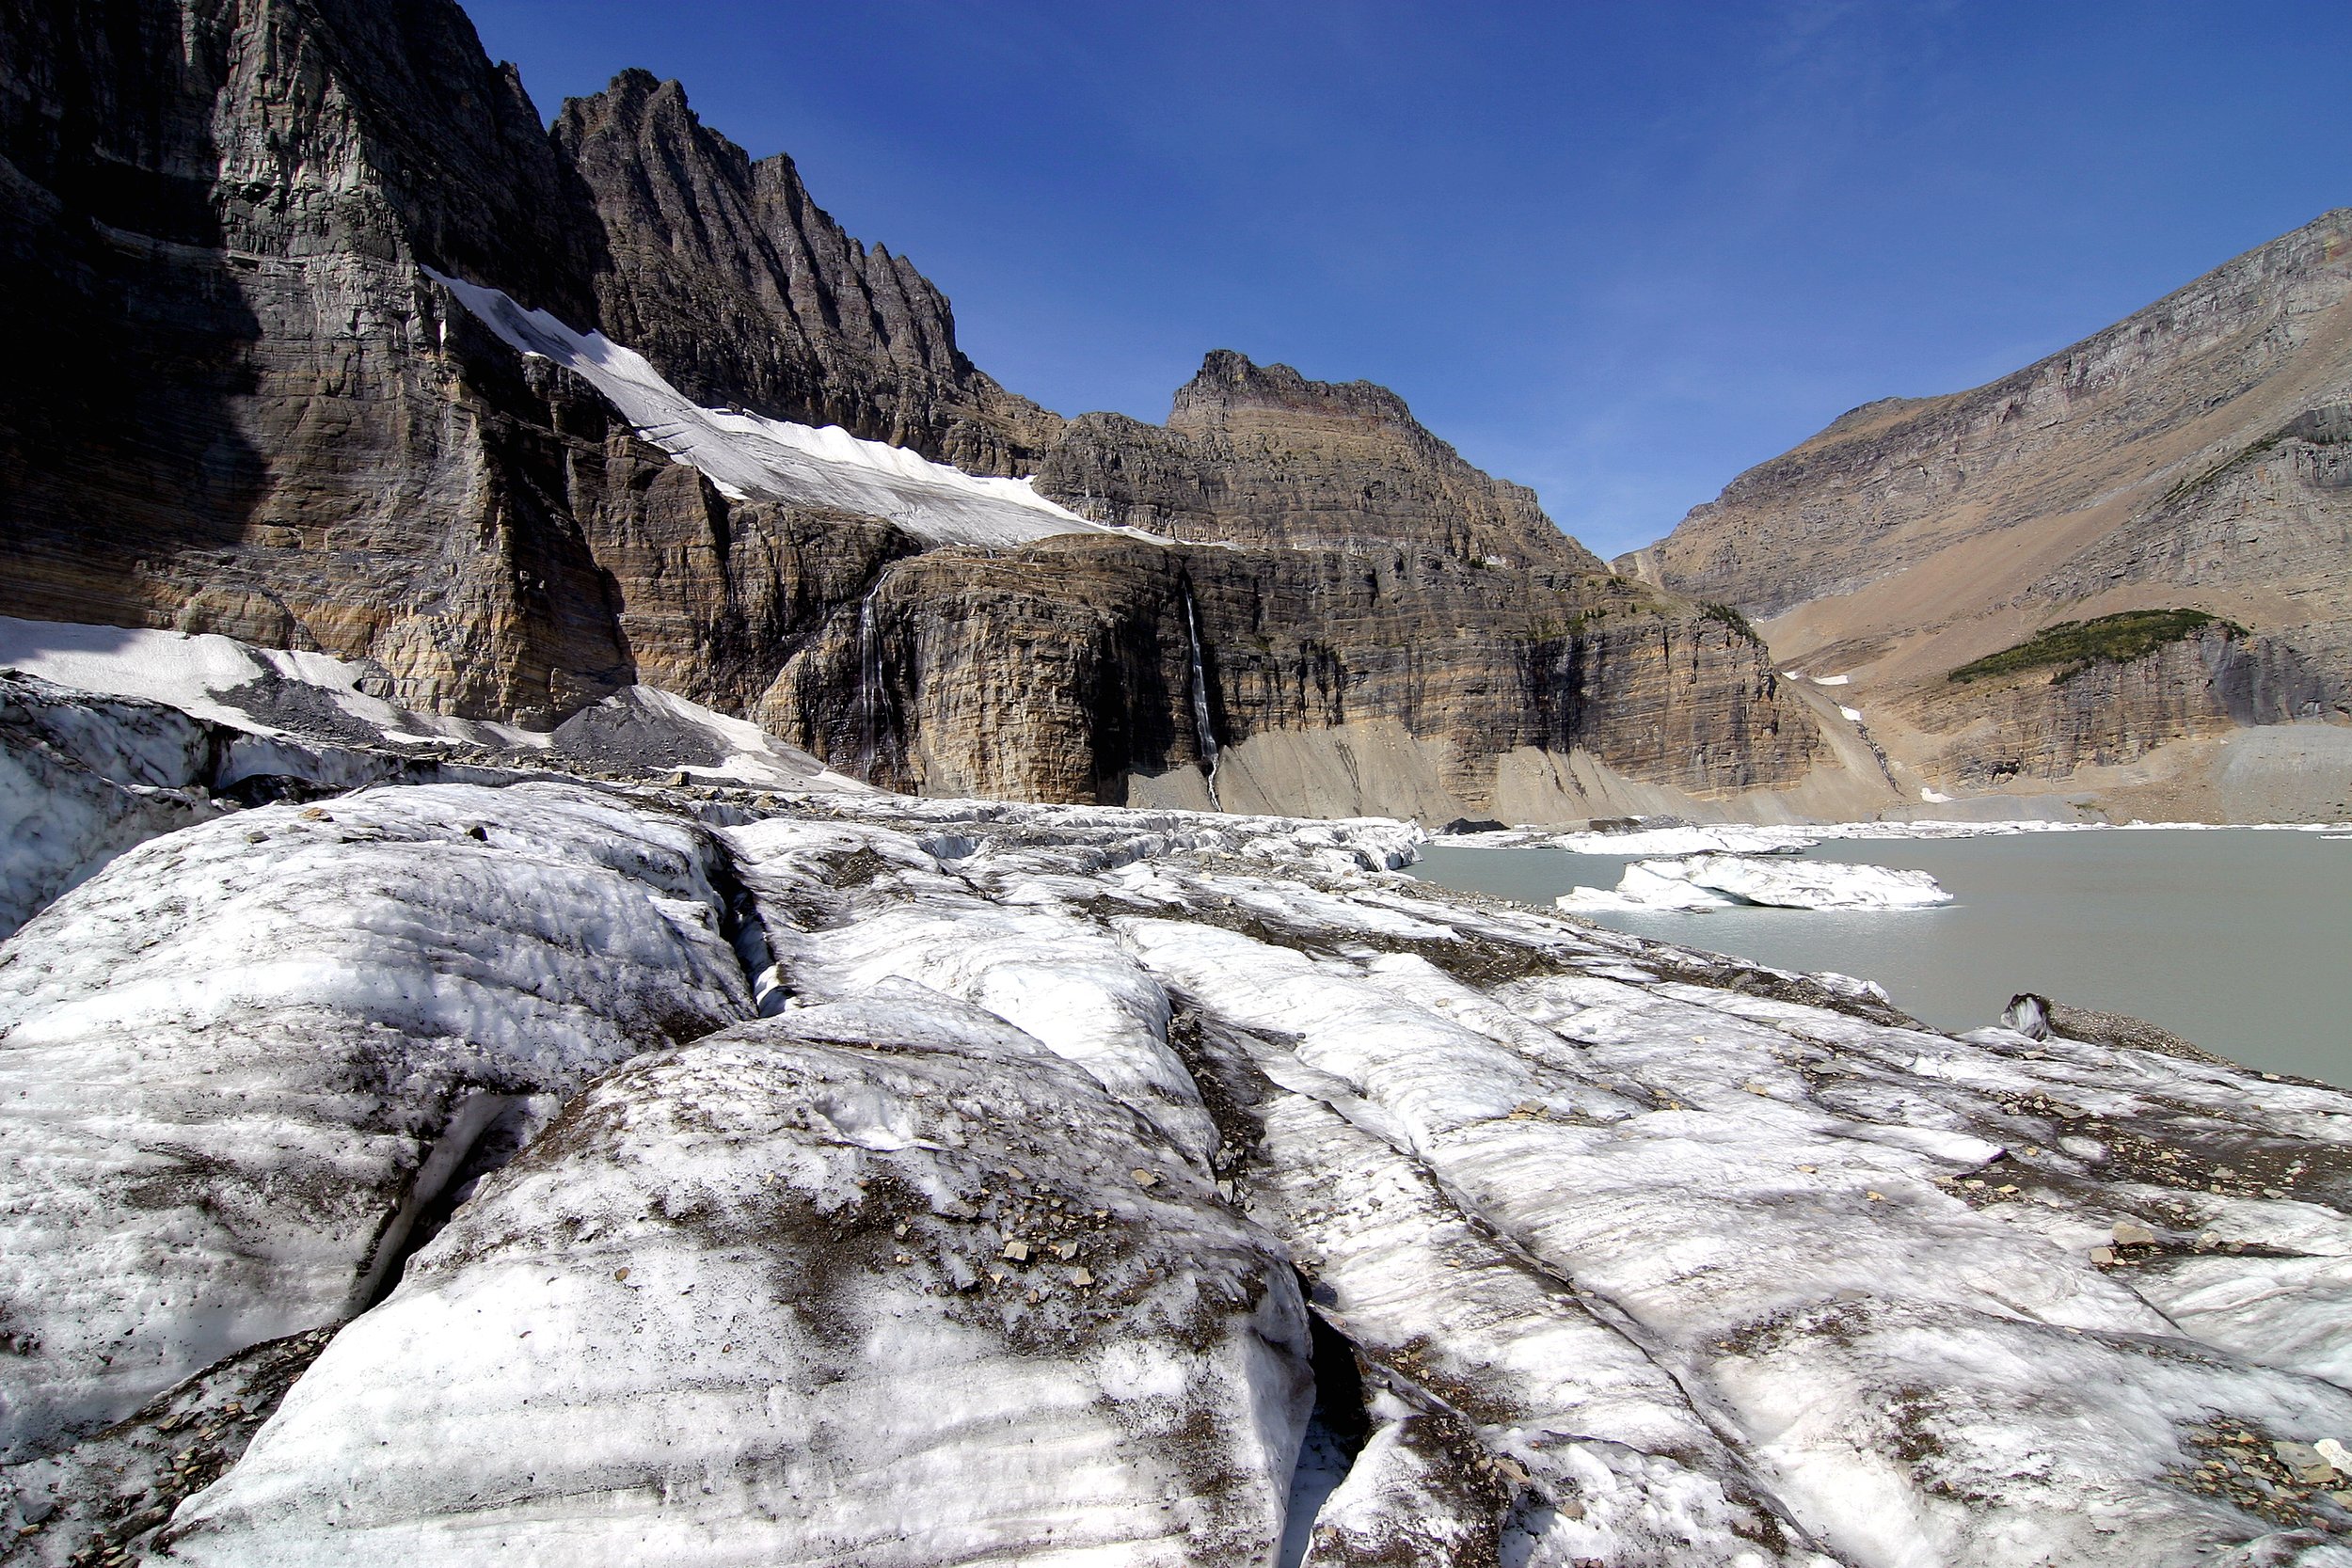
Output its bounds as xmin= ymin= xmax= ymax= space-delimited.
xmin=1624 ymin=211 xmax=2352 ymax=816
xmin=552 ymin=69 xmax=1062 ymax=476
xmin=1040 ymin=350 xmax=1601 ymax=569
xmin=0 ymin=0 xmax=1826 ymax=821
xmin=755 ymin=534 xmax=1808 ymax=816
xmin=0 ymin=0 xmax=639 ymax=722
xmin=1906 ymin=625 xmax=2335 ymax=788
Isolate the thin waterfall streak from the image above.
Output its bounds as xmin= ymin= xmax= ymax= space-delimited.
xmin=856 ymin=593 xmax=882 ymax=783
xmin=1184 ymin=589 xmax=1223 ymax=812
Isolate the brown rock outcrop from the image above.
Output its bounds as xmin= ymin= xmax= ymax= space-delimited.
xmin=1039 ymin=351 xmax=1601 ymax=569
xmin=753 ymin=535 xmax=1811 ymax=816
xmin=0 ymin=0 xmax=630 ymax=722
xmin=1906 ymin=626 xmax=2331 ymax=788
xmin=1624 ymin=211 xmax=2352 ymax=815
xmin=0 ymin=0 xmax=1825 ymax=821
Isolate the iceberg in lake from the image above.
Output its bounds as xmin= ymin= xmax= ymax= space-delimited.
xmin=1557 ymin=853 xmax=1954 ymax=912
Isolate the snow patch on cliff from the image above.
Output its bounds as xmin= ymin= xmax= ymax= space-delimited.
xmin=428 ymin=269 xmax=1112 ymax=550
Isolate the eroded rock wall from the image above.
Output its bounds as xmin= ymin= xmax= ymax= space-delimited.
xmin=1907 ymin=626 xmax=2335 ymax=788
xmin=1 ymin=0 xmax=1828 ymax=820
xmin=760 ymin=536 xmax=1816 ymax=813
xmin=1039 ymin=350 xmax=1602 ymax=570
xmin=552 ymin=69 xmax=1063 ymax=476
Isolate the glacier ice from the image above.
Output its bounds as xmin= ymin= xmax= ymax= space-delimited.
xmin=1557 ymin=853 xmax=1955 ymax=912
xmin=3 ymin=689 xmax=2350 ymax=1565
xmin=428 ymin=270 xmax=1120 ymax=551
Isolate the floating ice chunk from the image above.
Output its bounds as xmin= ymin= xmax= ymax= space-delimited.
xmin=1559 ymin=854 xmax=1953 ymax=912
xmin=1557 ymin=860 xmax=1738 ymax=911
xmin=1542 ymin=824 xmax=1825 ymax=857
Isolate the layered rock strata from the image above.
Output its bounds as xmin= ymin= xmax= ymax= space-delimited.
xmin=758 ymin=533 xmax=1811 ymax=816
xmin=552 ymin=69 xmax=1062 ymax=475
xmin=1625 ymin=212 xmax=2352 ymax=813
xmin=1039 ymin=349 xmax=1602 ymax=568
xmin=1 ymin=0 xmax=1826 ymax=821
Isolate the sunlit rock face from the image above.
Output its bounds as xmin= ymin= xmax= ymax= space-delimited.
xmin=1624 ymin=213 xmax=2352 ymax=812
xmin=1037 ymin=349 xmax=1602 ymax=569
xmin=0 ymin=0 xmax=1831 ymax=821
xmin=4 ymin=685 xmax=2350 ymax=1565
xmin=551 ymin=69 xmax=1067 ymax=479
xmin=758 ymin=531 xmax=1815 ymax=816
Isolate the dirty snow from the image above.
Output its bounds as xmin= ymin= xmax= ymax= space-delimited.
xmin=4 ymin=686 xmax=2352 ymax=1565
xmin=0 ymin=784 xmax=752 ymax=1459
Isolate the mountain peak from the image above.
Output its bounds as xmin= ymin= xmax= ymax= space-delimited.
xmin=1170 ymin=350 xmax=1414 ymax=433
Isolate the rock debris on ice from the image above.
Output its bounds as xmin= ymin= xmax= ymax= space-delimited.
xmin=4 ymin=683 xmax=2352 ymax=1567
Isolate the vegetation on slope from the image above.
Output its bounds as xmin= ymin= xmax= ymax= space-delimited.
xmin=1947 ymin=610 xmax=2245 ymax=685
xmin=1699 ymin=602 xmax=1759 ymax=642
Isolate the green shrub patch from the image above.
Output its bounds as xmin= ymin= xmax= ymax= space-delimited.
xmin=1947 ymin=609 xmax=2244 ymax=685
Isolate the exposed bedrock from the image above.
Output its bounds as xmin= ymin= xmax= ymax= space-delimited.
xmin=1904 ymin=626 xmax=2337 ymax=788
xmin=1037 ymin=349 xmax=1602 ymax=569
xmin=758 ymin=535 xmax=1819 ymax=816
xmin=1 ymin=0 xmax=1829 ymax=821
xmin=1623 ymin=211 xmax=2352 ymax=810
xmin=1629 ymin=214 xmax=2352 ymax=620
xmin=552 ymin=69 xmax=1064 ymax=477
xmin=0 ymin=0 xmax=1000 ymax=721
xmin=0 ymin=0 xmax=644 ymax=723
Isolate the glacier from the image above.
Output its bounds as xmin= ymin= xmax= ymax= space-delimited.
xmin=2 ymin=671 xmax=2351 ymax=1567
xmin=427 ymin=270 xmax=1122 ymax=550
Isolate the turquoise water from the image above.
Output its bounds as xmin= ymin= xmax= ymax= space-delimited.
xmin=1406 ymin=832 xmax=2352 ymax=1086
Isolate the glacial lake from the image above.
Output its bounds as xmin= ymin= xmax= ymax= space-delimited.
xmin=1406 ymin=831 xmax=2352 ymax=1087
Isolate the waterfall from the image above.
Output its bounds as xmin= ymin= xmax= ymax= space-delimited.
xmin=856 ymin=591 xmax=883 ymax=783
xmin=1183 ymin=588 xmax=1223 ymax=812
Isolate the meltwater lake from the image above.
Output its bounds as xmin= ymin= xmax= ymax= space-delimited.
xmin=1407 ymin=829 xmax=2352 ymax=1087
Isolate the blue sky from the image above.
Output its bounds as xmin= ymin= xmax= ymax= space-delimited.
xmin=462 ymin=1 xmax=2352 ymax=559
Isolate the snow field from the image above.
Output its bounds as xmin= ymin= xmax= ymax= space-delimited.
xmin=427 ymin=270 xmax=1109 ymax=550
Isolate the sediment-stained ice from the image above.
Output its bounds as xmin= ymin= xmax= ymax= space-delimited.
xmin=0 ymin=672 xmax=221 ymax=937
xmin=0 ymin=784 xmax=752 ymax=1459
xmin=4 ymin=703 xmax=2350 ymax=1565
xmin=165 ymin=992 xmax=1311 ymax=1567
